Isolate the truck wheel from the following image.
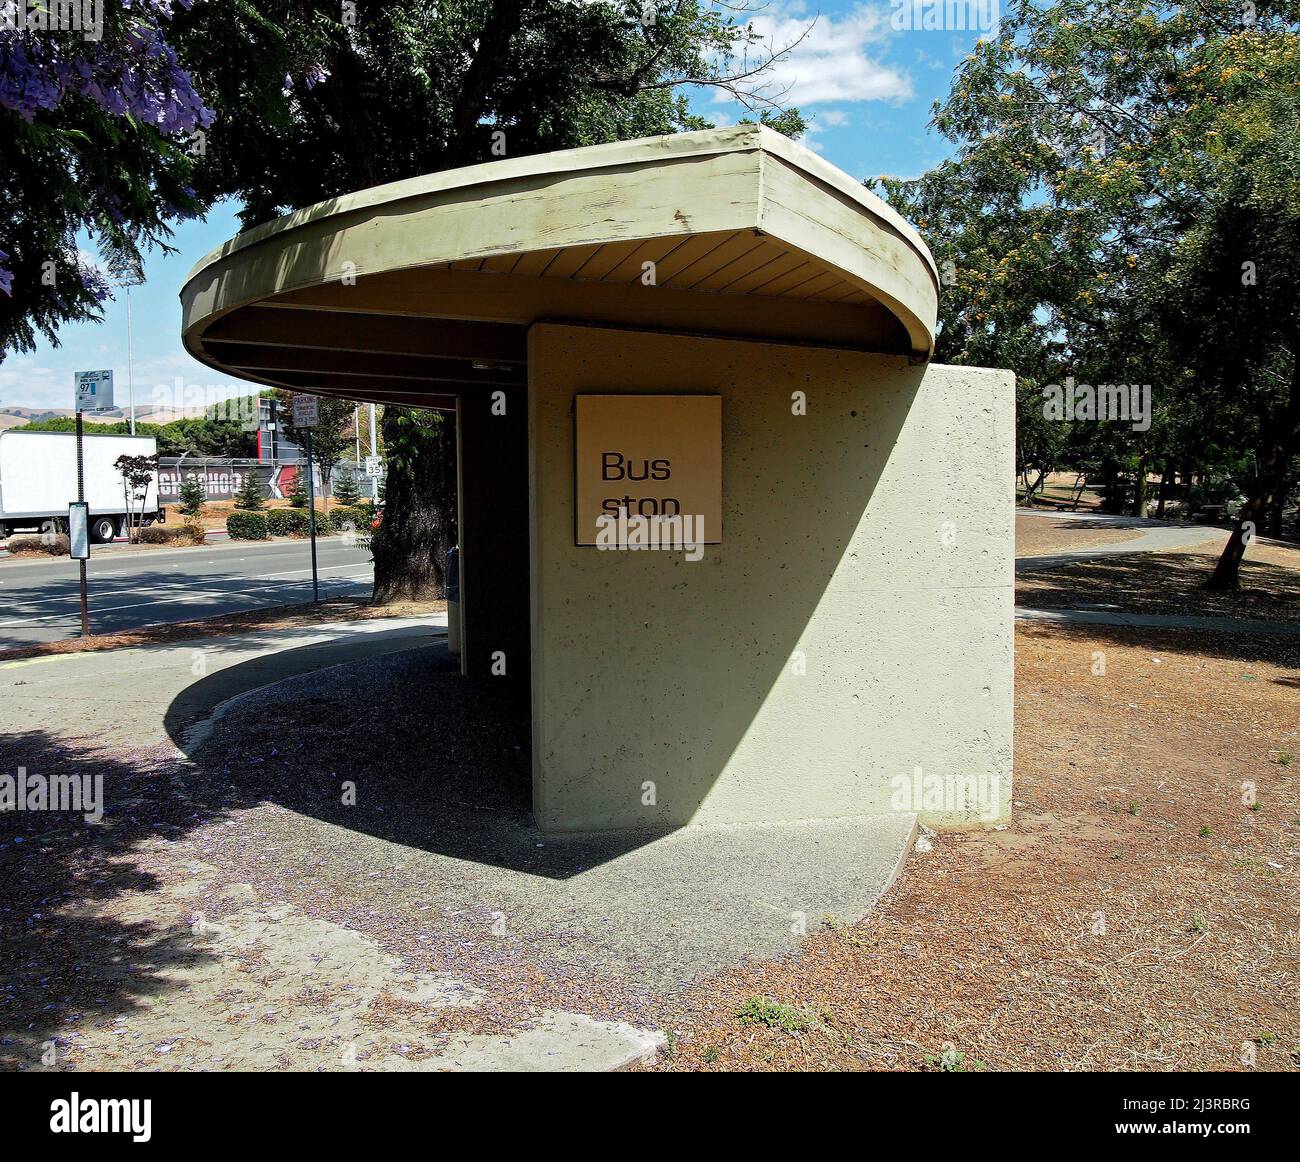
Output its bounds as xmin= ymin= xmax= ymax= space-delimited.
xmin=40 ymin=518 xmax=66 ymax=537
xmin=90 ymin=516 xmax=117 ymax=543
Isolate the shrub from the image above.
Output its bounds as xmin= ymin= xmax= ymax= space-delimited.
xmin=330 ymin=504 xmax=374 ymax=534
xmin=310 ymin=509 xmax=335 ymax=535
xmin=226 ymin=510 xmax=269 ymax=540
xmin=265 ymin=508 xmax=309 ymax=536
xmin=5 ymin=533 xmax=69 ymax=556
xmin=136 ymin=523 xmax=206 ymax=546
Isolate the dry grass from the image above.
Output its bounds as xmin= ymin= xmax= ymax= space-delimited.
xmin=642 ymin=623 xmax=1300 ymax=1072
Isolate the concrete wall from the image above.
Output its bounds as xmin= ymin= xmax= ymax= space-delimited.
xmin=528 ymin=323 xmax=1014 ymax=834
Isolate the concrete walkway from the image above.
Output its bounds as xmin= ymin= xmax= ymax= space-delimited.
xmin=2 ymin=613 xmax=919 ymax=1070
xmin=0 ymin=616 xmax=447 ymax=749
xmin=1016 ymin=607 xmax=1300 ymax=636
xmin=1015 ymin=509 xmax=1223 ymax=573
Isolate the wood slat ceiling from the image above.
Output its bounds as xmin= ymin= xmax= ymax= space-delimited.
xmin=436 ymin=230 xmax=862 ymax=305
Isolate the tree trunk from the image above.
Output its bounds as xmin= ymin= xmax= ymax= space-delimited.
xmin=1207 ymin=363 xmax=1300 ymax=590
xmin=371 ymin=407 xmax=458 ymax=603
xmin=369 ymin=1 xmax=526 ymax=604
xmin=1155 ymin=466 xmax=1173 ymax=519
xmin=1132 ymin=452 xmax=1148 ymax=518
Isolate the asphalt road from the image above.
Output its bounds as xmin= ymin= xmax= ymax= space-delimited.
xmin=0 ymin=537 xmax=374 ymax=649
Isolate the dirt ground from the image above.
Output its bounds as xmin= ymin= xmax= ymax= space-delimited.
xmin=1015 ymin=513 xmax=1145 ymax=557
xmin=1018 ymin=539 xmax=1300 ymax=624
xmin=642 ymin=623 xmax=1300 ymax=1071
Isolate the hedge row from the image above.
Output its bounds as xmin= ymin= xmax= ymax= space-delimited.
xmin=227 ymin=505 xmax=375 ymax=540
xmin=226 ymin=510 xmax=270 ymax=540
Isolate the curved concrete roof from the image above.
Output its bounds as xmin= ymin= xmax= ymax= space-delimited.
xmin=181 ymin=125 xmax=938 ymax=407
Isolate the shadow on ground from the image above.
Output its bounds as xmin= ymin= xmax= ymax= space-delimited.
xmin=0 ymin=732 xmax=226 ymax=1067
xmin=1018 ymin=552 xmax=1300 ymax=625
xmin=168 ymin=643 xmax=665 ymax=877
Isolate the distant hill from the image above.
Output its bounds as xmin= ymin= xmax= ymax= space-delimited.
xmin=0 ymin=405 xmax=215 ymax=425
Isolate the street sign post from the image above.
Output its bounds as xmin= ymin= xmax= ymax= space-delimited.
xmin=292 ymin=394 xmax=319 ymax=427
xmin=75 ymin=369 xmax=114 ymax=413
xmin=294 ymin=395 xmax=321 ymax=603
xmin=70 ymin=372 xmax=116 ymax=635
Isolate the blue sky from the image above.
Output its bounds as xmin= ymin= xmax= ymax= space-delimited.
xmin=0 ymin=1 xmax=988 ymax=411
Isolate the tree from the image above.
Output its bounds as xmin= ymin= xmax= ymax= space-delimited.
xmin=275 ymin=390 xmax=355 ymax=507
xmin=167 ymin=0 xmax=806 ymax=601
xmin=177 ymin=474 xmax=207 ymax=518
xmin=233 ymin=468 xmax=265 ymax=511
xmin=112 ymin=453 xmax=159 ymax=542
xmin=287 ymin=467 xmax=309 ymax=509
xmin=333 ymin=469 xmax=361 ymax=505
xmin=873 ymin=0 xmax=1299 ymax=587
xmin=1 ymin=2 xmax=211 ymax=359
xmin=370 ymin=407 xmax=457 ymax=602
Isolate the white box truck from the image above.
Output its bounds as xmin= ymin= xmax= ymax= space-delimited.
xmin=0 ymin=430 xmax=164 ymax=543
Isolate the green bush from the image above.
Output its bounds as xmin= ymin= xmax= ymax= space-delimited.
xmin=329 ymin=504 xmax=374 ymax=534
xmin=265 ymin=508 xmax=309 ymax=536
xmin=226 ymin=510 xmax=269 ymax=540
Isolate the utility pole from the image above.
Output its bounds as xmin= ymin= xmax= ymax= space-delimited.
xmin=293 ymin=394 xmax=321 ymax=603
xmin=75 ymin=410 xmax=89 ymax=636
xmin=368 ymin=402 xmax=378 ymax=500
xmin=305 ymin=429 xmax=319 ymax=603
xmin=126 ymin=286 xmax=136 ymax=434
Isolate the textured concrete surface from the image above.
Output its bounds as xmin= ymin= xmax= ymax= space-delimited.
xmin=0 ymin=617 xmax=447 ymax=749
xmin=529 ymin=323 xmax=1014 ymax=832
xmin=424 ymin=1013 xmax=664 ymax=1072
xmin=192 ymin=643 xmax=919 ymax=992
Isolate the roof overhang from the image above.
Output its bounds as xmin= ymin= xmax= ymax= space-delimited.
xmin=181 ymin=125 xmax=939 ymax=408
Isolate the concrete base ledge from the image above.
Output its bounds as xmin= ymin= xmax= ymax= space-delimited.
xmin=520 ymin=812 xmax=919 ymax=990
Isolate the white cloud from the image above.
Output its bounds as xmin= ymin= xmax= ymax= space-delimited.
xmin=731 ymin=3 xmax=913 ymax=107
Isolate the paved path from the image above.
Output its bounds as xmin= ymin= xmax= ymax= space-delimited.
xmin=0 ymin=616 xmax=446 ymax=749
xmin=0 ymin=537 xmax=374 ymax=649
xmin=1016 ymin=509 xmax=1224 ymax=573
xmin=1 ymin=613 xmax=920 ymax=1069
xmin=1016 ymin=607 xmax=1300 ymax=635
